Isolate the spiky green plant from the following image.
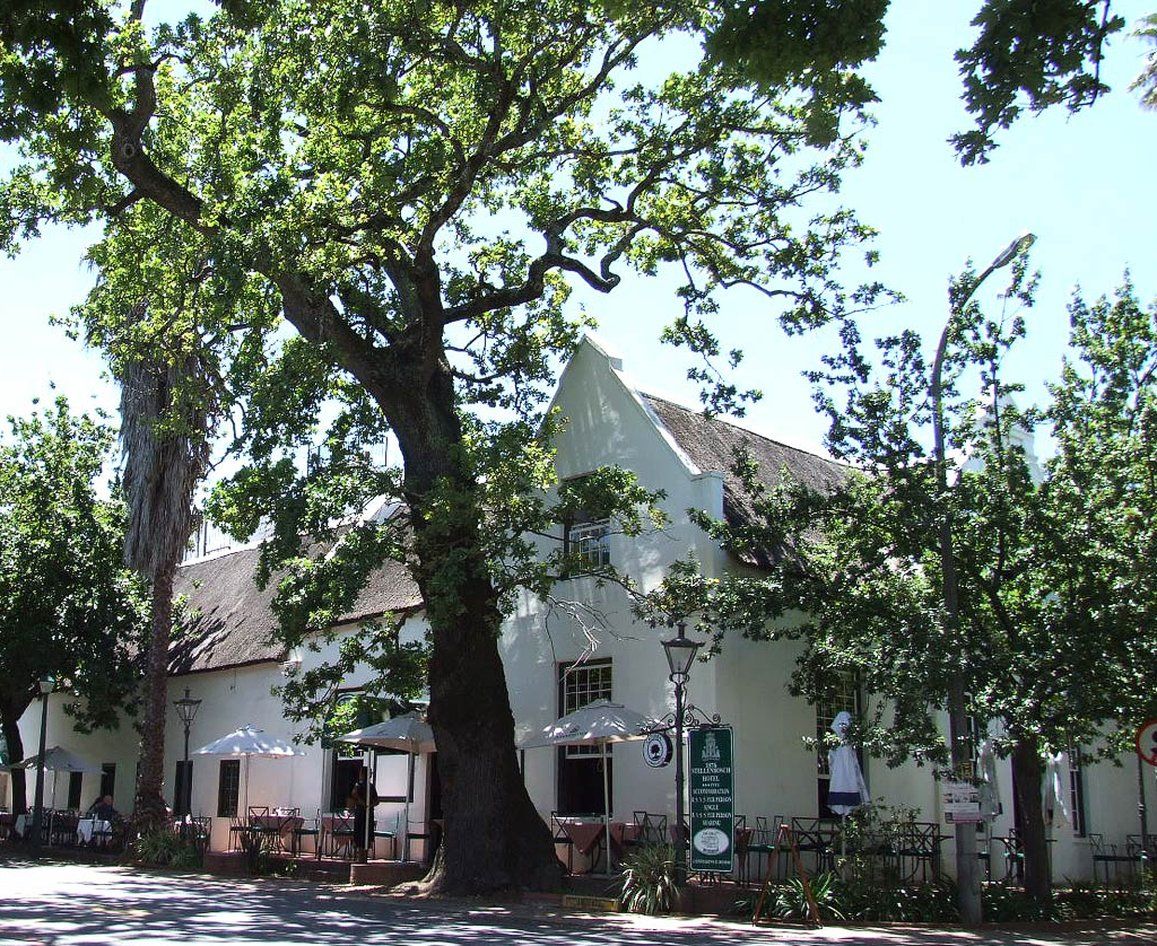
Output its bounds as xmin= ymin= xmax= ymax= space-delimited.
xmin=619 ymin=844 xmax=680 ymax=915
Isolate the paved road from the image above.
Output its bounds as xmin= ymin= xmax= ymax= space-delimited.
xmin=1 ymin=860 xmax=1154 ymax=946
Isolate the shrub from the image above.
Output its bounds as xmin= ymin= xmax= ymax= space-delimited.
xmin=131 ymin=828 xmax=200 ymax=869
xmin=772 ymin=871 xmax=846 ymax=923
xmin=619 ymin=844 xmax=679 ymax=915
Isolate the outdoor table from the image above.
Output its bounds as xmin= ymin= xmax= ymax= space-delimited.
xmin=557 ymin=820 xmax=606 ymax=873
xmin=608 ymin=820 xmax=642 ymax=859
xmin=76 ymin=818 xmax=111 ymax=845
xmin=249 ymin=813 xmax=302 ymax=854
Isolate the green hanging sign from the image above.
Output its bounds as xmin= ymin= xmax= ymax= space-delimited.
xmin=688 ymin=725 xmax=734 ymax=873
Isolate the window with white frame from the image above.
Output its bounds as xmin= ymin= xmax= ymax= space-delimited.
xmin=560 ymin=476 xmax=611 ymax=570
xmin=567 ymin=518 xmax=611 ymax=568
xmin=1068 ymin=745 xmax=1087 ymax=837
xmin=557 ymin=659 xmax=613 ymax=815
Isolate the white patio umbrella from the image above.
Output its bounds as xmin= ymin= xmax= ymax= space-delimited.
xmin=336 ymin=712 xmax=435 ymax=859
xmin=193 ymin=725 xmax=302 ymax=815
xmin=8 ymin=746 xmax=102 ymax=810
xmin=520 ymin=699 xmax=654 ymax=876
xmin=8 ymin=746 xmax=103 ymax=773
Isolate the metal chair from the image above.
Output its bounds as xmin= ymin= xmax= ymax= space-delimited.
xmin=550 ymin=812 xmax=575 ymax=873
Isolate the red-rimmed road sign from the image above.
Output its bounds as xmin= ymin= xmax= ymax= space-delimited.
xmin=1136 ymin=718 xmax=1157 ymax=766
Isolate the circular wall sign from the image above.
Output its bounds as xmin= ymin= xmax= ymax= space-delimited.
xmin=1136 ymin=718 xmax=1157 ymax=766
xmin=643 ymin=732 xmax=673 ymax=768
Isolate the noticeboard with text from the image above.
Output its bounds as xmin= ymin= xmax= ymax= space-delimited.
xmin=688 ymin=726 xmax=734 ymax=873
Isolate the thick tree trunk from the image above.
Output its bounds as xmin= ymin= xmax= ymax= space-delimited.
xmin=1 ymin=709 xmax=27 ymax=813
xmin=385 ymin=363 xmax=561 ymax=894
xmin=1011 ymin=735 xmax=1051 ymax=903
xmin=132 ymin=569 xmax=175 ymax=832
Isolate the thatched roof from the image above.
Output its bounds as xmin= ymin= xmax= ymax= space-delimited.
xmin=641 ymin=394 xmax=847 ymax=566
xmin=169 ymin=546 xmax=422 ymax=675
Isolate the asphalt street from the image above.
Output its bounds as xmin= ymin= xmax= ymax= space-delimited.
xmin=1 ymin=860 xmax=1154 ymax=946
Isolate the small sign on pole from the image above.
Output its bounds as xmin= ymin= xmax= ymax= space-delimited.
xmin=689 ymin=726 xmax=734 ymax=873
xmin=1136 ymin=718 xmax=1157 ymax=766
xmin=941 ymin=779 xmax=984 ymax=824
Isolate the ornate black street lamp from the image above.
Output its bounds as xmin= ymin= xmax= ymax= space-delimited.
xmin=662 ymin=622 xmax=701 ymax=884
xmin=30 ymin=676 xmax=54 ymax=849
xmin=173 ymin=687 xmax=202 ymax=817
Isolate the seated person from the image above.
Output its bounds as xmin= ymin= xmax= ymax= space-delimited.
xmin=87 ymin=794 xmax=119 ymax=821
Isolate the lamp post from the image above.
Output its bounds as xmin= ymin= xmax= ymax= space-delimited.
xmin=663 ymin=622 xmax=701 ymax=885
xmin=173 ymin=687 xmax=202 ymax=817
xmin=30 ymin=676 xmax=54 ymax=850
xmin=930 ymin=232 xmax=1035 ymax=924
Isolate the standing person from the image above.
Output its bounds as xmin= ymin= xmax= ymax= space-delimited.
xmin=349 ymin=769 xmax=368 ymax=862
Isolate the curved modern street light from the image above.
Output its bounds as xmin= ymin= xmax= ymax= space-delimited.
xmin=662 ymin=622 xmax=701 ymax=886
xmin=931 ymin=232 xmax=1035 ymax=924
xmin=30 ymin=676 xmax=55 ymax=849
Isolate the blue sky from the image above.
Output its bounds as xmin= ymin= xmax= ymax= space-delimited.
xmin=0 ymin=0 xmax=1154 ymax=459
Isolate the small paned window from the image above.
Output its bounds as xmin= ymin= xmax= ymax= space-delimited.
xmin=217 ymin=759 xmax=240 ymax=818
xmin=1069 ymin=746 xmax=1087 ymax=838
xmin=556 ymin=659 xmax=613 ymax=815
xmin=560 ymin=477 xmax=611 ymax=570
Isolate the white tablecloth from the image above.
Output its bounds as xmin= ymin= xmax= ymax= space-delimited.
xmin=77 ymin=818 xmax=110 ymax=843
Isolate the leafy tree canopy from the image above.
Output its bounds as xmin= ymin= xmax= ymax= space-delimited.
xmin=0 ymin=398 xmax=147 ymax=808
xmin=648 ymin=269 xmax=1157 ymax=766
xmin=0 ymin=0 xmax=885 ymax=889
xmin=706 ymin=0 xmax=1126 ymax=164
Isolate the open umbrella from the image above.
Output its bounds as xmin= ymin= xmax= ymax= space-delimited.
xmin=336 ymin=713 xmax=435 ymax=859
xmin=8 ymin=746 xmax=103 ymax=811
xmin=193 ymin=725 xmax=301 ymax=815
xmin=520 ymin=699 xmax=653 ymax=875
xmin=8 ymin=746 xmax=102 ymax=773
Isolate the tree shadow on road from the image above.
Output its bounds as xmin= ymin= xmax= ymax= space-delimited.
xmin=1 ymin=860 xmax=1153 ymax=946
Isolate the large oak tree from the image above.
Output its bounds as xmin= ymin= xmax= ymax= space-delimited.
xmin=1 ymin=0 xmax=881 ymax=890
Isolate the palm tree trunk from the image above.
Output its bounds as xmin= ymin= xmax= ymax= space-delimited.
xmin=132 ymin=568 xmax=175 ymax=831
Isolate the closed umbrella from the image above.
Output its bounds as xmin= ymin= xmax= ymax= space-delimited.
xmin=193 ymin=725 xmax=301 ymax=815
xmin=827 ymin=711 xmax=868 ymax=867
xmin=336 ymin=712 xmax=435 ymax=858
xmin=520 ymin=699 xmax=653 ymax=875
xmin=827 ymin=711 xmax=868 ymax=816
